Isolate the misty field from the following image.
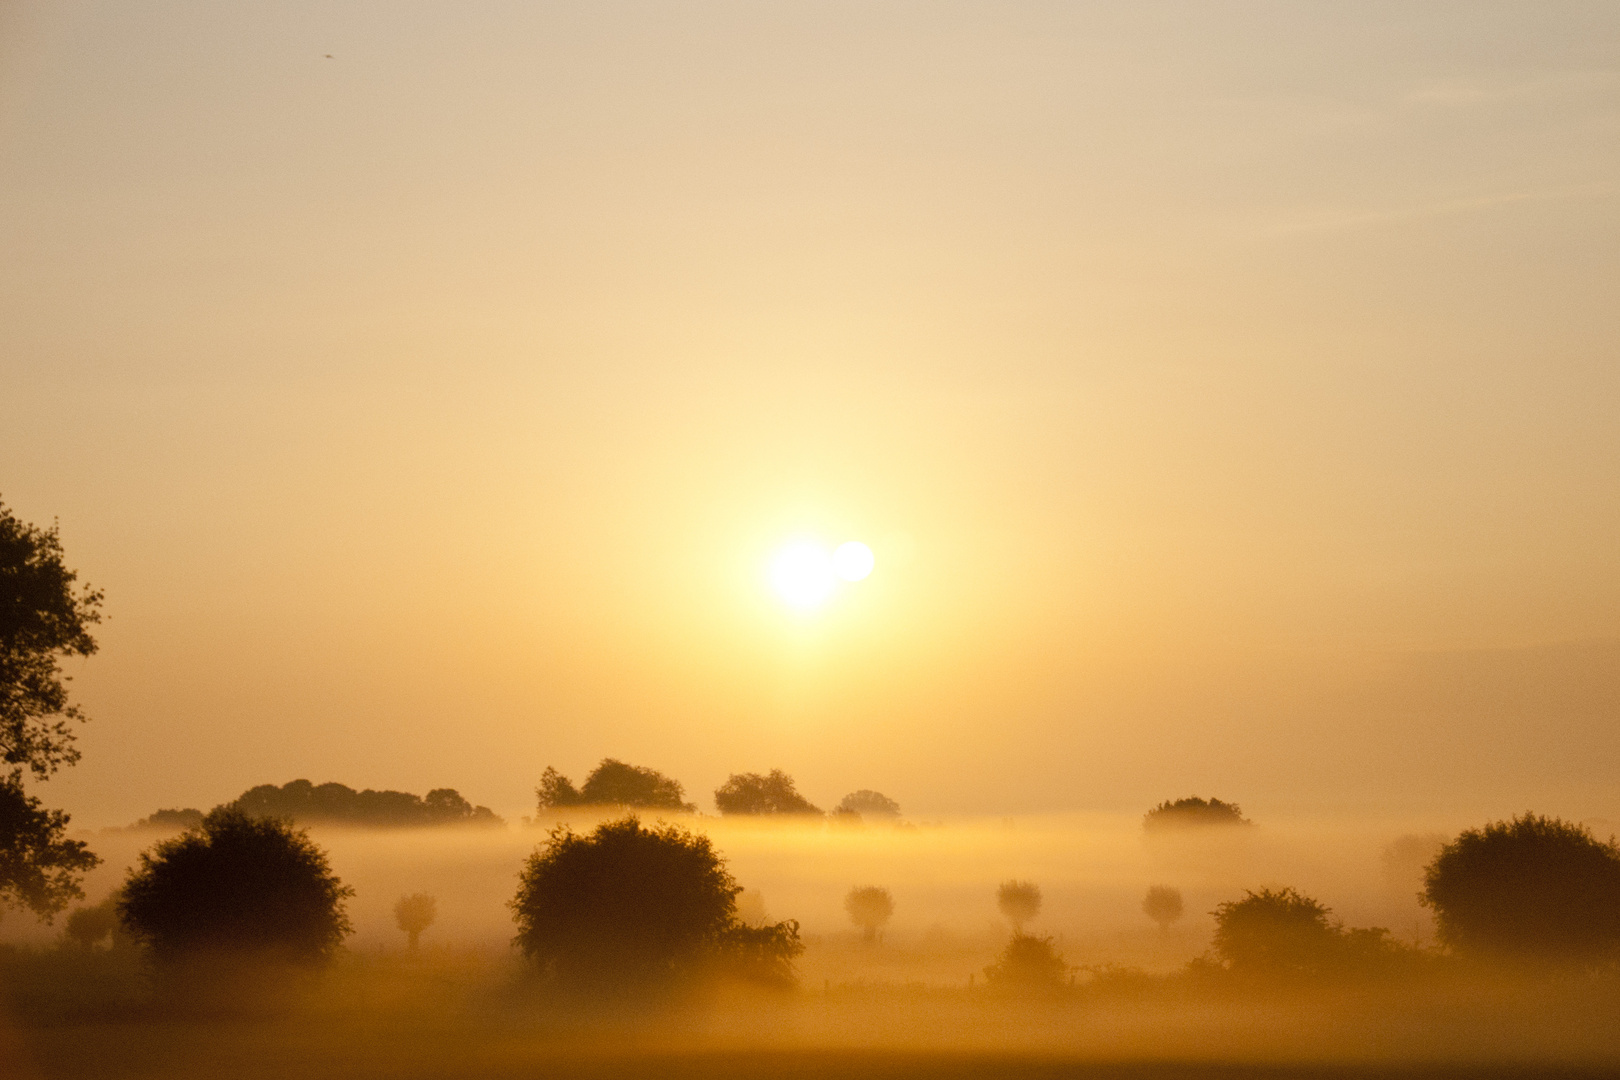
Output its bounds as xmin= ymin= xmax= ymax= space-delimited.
xmin=6 ymin=813 xmax=1620 ymax=1078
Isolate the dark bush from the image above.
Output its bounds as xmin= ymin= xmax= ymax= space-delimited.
xmin=714 ymin=770 xmax=821 ymax=816
xmin=983 ymin=933 xmax=1069 ymax=991
xmin=1210 ymin=886 xmax=1413 ymax=980
xmin=1211 ymin=887 xmax=1339 ymax=975
xmin=119 ymin=808 xmax=354 ymax=968
xmin=1143 ymin=797 xmax=1252 ymax=831
xmin=511 ymin=817 xmax=801 ymax=991
xmin=1422 ymin=813 xmax=1620 ymax=965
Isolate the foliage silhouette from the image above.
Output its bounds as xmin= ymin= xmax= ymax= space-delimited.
xmin=0 ymin=774 xmax=98 ymax=921
xmin=228 ymin=779 xmax=502 ymax=828
xmin=534 ymin=759 xmax=694 ymax=811
xmin=0 ymin=500 xmax=103 ymax=920
xmin=1142 ymin=885 xmax=1185 ymax=931
xmin=0 ymin=498 xmax=103 ymax=782
xmin=844 ymin=885 xmax=895 ymax=943
xmin=535 ymin=767 xmax=583 ymax=809
xmin=511 ymin=817 xmax=801 ymax=991
xmin=64 ymin=894 xmax=121 ymax=949
xmin=714 ymin=770 xmax=821 ymax=816
xmin=1143 ymin=796 xmax=1252 ymax=831
xmin=996 ymin=880 xmax=1041 ymax=931
xmin=1421 ymin=813 xmax=1620 ymax=965
xmin=983 ymin=933 xmax=1069 ymax=991
xmin=1211 ymin=887 xmax=1344 ymax=976
xmin=393 ymin=893 xmax=437 ymax=951
xmin=131 ymin=808 xmax=205 ymax=831
xmin=119 ymin=808 xmax=354 ymax=968
xmin=835 ymin=790 xmax=901 ymax=819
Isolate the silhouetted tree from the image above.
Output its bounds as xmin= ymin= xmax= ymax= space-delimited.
xmin=229 ymin=779 xmax=502 ymax=828
xmin=393 ymin=893 xmax=437 ymax=951
xmin=844 ymin=885 xmax=894 ymax=943
xmin=714 ymin=770 xmax=821 ymax=816
xmin=535 ymin=766 xmax=584 ymax=809
xmin=983 ymin=933 xmax=1069 ymax=991
xmin=1142 ymin=885 xmax=1185 ymax=932
xmin=0 ymin=499 xmax=102 ymax=781
xmin=510 ymin=817 xmax=801 ymax=991
xmin=131 ymin=808 xmax=205 ymax=831
xmin=1421 ymin=813 xmax=1620 ymax=965
xmin=1211 ymin=887 xmax=1339 ymax=976
xmin=580 ymin=759 xmax=694 ymax=811
xmin=64 ymin=894 xmax=120 ymax=949
xmin=835 ymin=790 xmax=901 ymax=820
xmin=534 ymin=760 xmax=694 ymax=812
xmin=997 ymin=880 xmax=1041 ymax=931
xmin=0 ymin=775 xmax=98 ymax=921
xmin=0 ymin=500 xmax=103 ymax=918
xmin=119 ymin=808 xmax=354 ymax=968
xmin=1143 ymin=796 xmax=1252 ymax=831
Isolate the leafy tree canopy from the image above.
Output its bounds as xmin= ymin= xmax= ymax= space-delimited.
xmin=1142 ymin=885 xmax=1185 ymax=930
xmin=1422 ymin=813 xmax=1620 ymax=965
xmin=0 ymin=501 xmax=102 ymax=922
xmin=844 ymin=885 xmax=895 ymax=942
xmin=1143 ymin=796 xmax=1252 ymax=831
xmin=119 ymin=808 xmax=354 ymax=967
xmin=1209 ymin=886 xmax=1411 ymax=980
xmin=226 ymin=779 xmax=503 ymax=829
xmin=714 ymin=770 xmax=821 ymax=816
xmin=535 ymin=759 xmax=694 ymax=812
xmin=511 ymin=817 xmax=801 ymax=990
xmin=0 ymin=775 xmax=99 ymax=921
xmin=0 ymin=498 xmax=102 ymax=781
xmin=835 ymin=790 xmax=901 ymax=819
xmin=997 ymin=880 xmax=1041 ymax=930
xmin=1212 ymin=887 xmax=1338 ymax=975
xmin=394 ymin=893 xmax=437 ymax=949
xmin=131 ymin=808 xmax=205 ymax=831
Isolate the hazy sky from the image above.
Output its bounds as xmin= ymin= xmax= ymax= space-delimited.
xmin=3 ymin=1 xmax=1618 ymax=825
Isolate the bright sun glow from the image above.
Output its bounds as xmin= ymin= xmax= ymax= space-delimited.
xmin=833 ymin=540 xmax=875 ymax=581
xmin=769 ymin=539 xmax=874 ymax=609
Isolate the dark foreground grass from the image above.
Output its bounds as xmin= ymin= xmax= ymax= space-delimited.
xmin=10 ymin=1032 xmax=1620 ymax=1080
xmin=5 ymin=947 xmax=1620 ymax=1080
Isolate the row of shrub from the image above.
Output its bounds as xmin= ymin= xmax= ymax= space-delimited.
xmin=535 ymin=759 xmax=902 ymax=821
xmin=127 ymin=763 xmax=905 ymax=833
xmin=132 ymin=779 xmax=503 ymax=832
xmin=63 ymin=808 xmax=1620 ymax=1005
xmin=132 ymin=765 xmax=1255 ymax=835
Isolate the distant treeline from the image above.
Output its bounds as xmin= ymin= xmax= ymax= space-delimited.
xmin=132 ymin=779 xmax=503 ymax=830
xmin=1142 ymin=796 xmax=1252 ymax=831
xmin=535 ymin=759 xmax=905 ymax=821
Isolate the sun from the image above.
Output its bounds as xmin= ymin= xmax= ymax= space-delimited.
xmin=833 ymin=540 xmax=874 ymax=581
xmin=769 ymin=539 xmax=874 ymax=610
